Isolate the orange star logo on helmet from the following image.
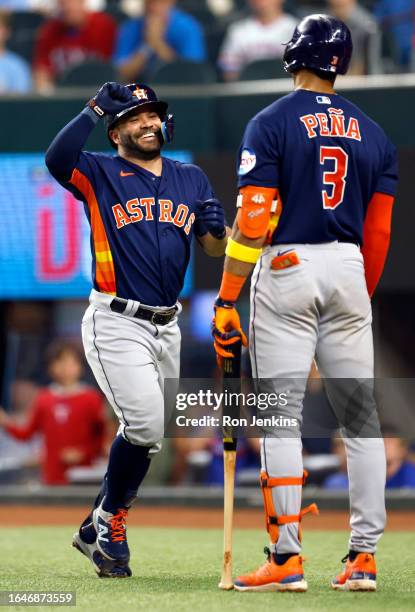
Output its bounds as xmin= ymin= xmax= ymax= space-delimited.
xmin=331 ymin=56 xmax=339 ymax=65
xmin=132 ymin=88 xmax=148 ymax=100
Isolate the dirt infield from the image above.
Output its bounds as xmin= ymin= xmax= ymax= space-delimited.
xmin=1 ymin=506 xmax=413 ymax=530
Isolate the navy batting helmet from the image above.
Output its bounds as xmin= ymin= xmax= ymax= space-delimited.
xmin=105 ymin=83 xmax=174 ymax=148
xmin=283 ymin=14 xmax=352 ymax=76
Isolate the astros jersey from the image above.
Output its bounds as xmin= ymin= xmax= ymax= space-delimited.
xmin=62 ymin=154 xmax=214 ymax=306
xmin=237 ymin=89 xmax=398 ymax=245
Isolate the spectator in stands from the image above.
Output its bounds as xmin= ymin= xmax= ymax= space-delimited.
xmin=374 ymin=0 xmax=414 ymax=70
xmin=327 ymin=0 xmax=381 ymax=75
xmin=324 ymin=435 xmax=415 ymax=489
xmin=218 ymin=0 xmax=298 ymax=81
xmin=0 ymin=10 xmax=32 ymax=93
xmin=0 ymin=340 xmax=107 ymax=485
xmin=114 ymin=0 xmax=206 ymax=82
xmin=33 ymin=0 xmax=117 ymax=92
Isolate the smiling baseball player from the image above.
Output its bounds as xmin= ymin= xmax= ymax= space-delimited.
xmin=212 ymin=15 xmax=398 ymax=592
xmin=46 ymin=82 xmax=229 ymax=578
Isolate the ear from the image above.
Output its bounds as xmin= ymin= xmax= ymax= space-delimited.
xmin=109 ymin=127 xmax=120 ymax=145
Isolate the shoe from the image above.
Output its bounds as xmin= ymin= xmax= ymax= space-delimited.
xmin=93 ymin=504 xmax=130 ymax=564
xmin=234 ymin=548 xmax=307 ymax=592
xmin=331 ymin=553 xmax=376 ymax=591
xmin=72 ymin=525 xmax=131 ymax=578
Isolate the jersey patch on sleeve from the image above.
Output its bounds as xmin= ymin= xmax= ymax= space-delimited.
xmin=238 ymin=148 xmax=257 ymax=176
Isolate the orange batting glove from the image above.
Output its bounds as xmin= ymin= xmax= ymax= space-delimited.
xmin=212 ymin=297 xmax=248 ymax=367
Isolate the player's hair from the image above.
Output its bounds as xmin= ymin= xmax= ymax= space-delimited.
xmin=45 ymin=339 xmax=84 ymax=366
xmin=292 ymin=67 xmax=336 ymax=84
xmin=310 ymin=68 xmax=336 ymax=83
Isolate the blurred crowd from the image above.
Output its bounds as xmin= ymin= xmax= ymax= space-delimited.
xmin=0 ymin=0 xmax=414 ymax=94
xmin=1 ymin=331 xmax=414 ymax=490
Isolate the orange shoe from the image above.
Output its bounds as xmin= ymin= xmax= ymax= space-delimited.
xmin=332 ymin=553 xmax=377 ymax=591
xmin=234 ymin=548 xmax=307 ymax=592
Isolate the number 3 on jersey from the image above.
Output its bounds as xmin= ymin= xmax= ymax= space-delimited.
xmin=320 ymin=146 xmax=349 ymax=210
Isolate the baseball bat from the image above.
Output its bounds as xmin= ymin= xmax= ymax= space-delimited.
xmin=218 ymin=339 xmax=242 ymax=591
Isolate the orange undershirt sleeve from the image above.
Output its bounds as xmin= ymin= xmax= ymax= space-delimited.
xmin=361 ymin=192 xmax=394 ymax=297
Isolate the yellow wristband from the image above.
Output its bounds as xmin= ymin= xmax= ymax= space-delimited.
xmin=225 ymin=237 xmax=262 ymax=264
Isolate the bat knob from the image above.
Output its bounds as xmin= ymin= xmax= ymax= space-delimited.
xmin=218 ymin=581 xmax=234 ymax=590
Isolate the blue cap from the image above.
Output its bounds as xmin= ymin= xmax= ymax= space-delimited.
xmin=105 ymin=83 xmax=168 ymax=132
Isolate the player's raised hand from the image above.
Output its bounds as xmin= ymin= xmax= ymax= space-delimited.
xmin=87 ymin=82 xmax=134 ymax=118
xmin=212 ymin=297 xmax=247 ymax=367
xmin=194 ymin=198 xmax=226 ymax=240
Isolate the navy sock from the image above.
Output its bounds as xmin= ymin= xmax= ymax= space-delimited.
xmin=102 ymin=435 xmax=151 ymax=514
xmin=274 ymin=552 xmax=297 ymax=565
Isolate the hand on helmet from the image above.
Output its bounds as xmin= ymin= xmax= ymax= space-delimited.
xmin=87 ymin=82 xmax=134 ymax=118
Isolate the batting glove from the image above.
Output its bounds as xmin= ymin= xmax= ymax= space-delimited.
xmin=194 ymin=198 xmax=226 ymax=240
xmin=212 ymin=297 xmax=247 ymax=366
xmin=87 ymin=82 xmax=134 ymax=118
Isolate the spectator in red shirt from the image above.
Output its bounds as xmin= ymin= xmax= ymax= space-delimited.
xmin=0 ymin=340 xmax=107 ymax=485
xmin=33 ymin=0 xmax=117 ymax=92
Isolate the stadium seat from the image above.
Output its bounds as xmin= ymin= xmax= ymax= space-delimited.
xmin=9 ymin=10 xmax=44 ymax=31
xmin=206 ymin=26 xmax=227 ymax=66
xmin=57 ymin=60 xmax=118 ymax=87
xmin=239 ymin=59 xmax=288 ymax=81
xmin=8 ymin=11 xmax=45 ymax=63
xmin=380 ymin=30 xmax=401 ymax=73
xmin=177 ymin=0 xmax=217 ymax=27
xmin=152 ymin=60 xmax=217 ymax=85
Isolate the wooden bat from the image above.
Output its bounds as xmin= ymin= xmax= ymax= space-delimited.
xmin=218 ymin=339 xmax=242 ymax=591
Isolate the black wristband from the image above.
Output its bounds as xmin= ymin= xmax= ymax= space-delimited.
xmin=210 ymin=227 xmax=226 ymax=240
xmin=214 ymin=296 xmax=235 ymax=309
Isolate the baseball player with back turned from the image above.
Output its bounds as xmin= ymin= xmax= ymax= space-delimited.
xmin=45 ymin=82 xmax=229 ymax=578
xmin=212 ymin=15 xmax=398 ymax=592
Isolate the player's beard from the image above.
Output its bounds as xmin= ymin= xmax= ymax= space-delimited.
xmin=119 ymin=129 xmax=163 ymax=161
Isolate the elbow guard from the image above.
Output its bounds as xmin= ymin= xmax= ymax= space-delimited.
xmin=236 ymin=185 xmax=280 ymax=239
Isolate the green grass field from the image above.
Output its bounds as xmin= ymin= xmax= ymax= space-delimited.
xmin=1 ymin=527 xmax=414 ymax=611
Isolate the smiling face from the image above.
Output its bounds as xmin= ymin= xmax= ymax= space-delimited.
xmin=109 ymin=105 xmax=164 ymax=160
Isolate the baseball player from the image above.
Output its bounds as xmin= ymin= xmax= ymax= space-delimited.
xmin=45 ymin=82 xmax=228 ymax=578
xmin=212 ymin=15 xmax=398 ymax=592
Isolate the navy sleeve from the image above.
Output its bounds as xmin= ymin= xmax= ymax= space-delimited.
xmin=237 ymin=118 xmax=280 ymax=189
xmin=375 ymin=138 xmax=398 ymax=197
xmin=192 ymin=166 xmax=225 ymax=238
xmin=45 ymin=107 xmax=100 ymax=200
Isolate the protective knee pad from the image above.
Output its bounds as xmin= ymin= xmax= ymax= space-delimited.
xmin=260 ymin=470 xmax=319 ymax=544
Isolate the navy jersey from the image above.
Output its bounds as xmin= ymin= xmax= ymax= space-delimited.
xmin=46 ymin=110 xmax=214 ymax=306
xmin=237 ymin=89 xmax=398 ymax=246
xmin=67 ymin=154 xmax=212 ymax=305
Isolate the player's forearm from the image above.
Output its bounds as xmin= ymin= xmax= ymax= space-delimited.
xmin=219 ymin=224 xmax=267 ymax=302
xmin=361 ymin=192 xmax=394 ymax=297
xmin=201 ymin=226 xmax=231 ymax=257
xmin=45 ymin=108 xmax=99 ymax=181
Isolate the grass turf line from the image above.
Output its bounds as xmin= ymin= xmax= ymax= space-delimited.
xmin=0 ymin=528 xmax=414 ymax=611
